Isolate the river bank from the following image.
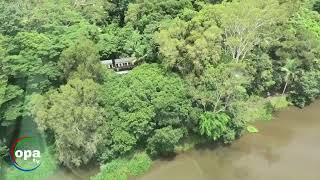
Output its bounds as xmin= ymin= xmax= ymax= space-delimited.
xmin=132 ymin=100 xmax=320 ymax=180
xmin=41 ymin=99 xmax=320 ymax=180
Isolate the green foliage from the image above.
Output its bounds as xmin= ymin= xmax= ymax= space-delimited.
xmin=0 ymin=1 xmax=27 ymax=35
xmin=296 ymin=7 xmax=320 ymax=37
xmin=91 ymin=152 xmax=151 ymax=180
xmin=4 ymin=32 xmax=60 ymax=90
xmin=269 ymin=96 xmax=291 ymax=110
xmin=314 ymin=0 xmax=320 ymax=13
xmin=29 ymin=78 xmax=107 ymax=167
xmin=2 ymin=1 xmax=320 ymax=179
xmin=215 ymin=0 xmax=287 ymax=62
xmin=126 ymin=0 xmax=195 ymax=61
xmin=57 ymin=21 xmax=101 ymax=47
xmin=233 ymin=96 xmax=273 ymax=122
xmin=247 ymin=53 xmax=276 ymax=95
xmin=127 ymin=152 xmax=152 ymax=176
xmin=174 ymin=135 xmax=206 ymax=153
xmin=192 ymin=63 xmax=250 ymax=112
xmin=58 ymin=38 xmax=104 ymax=82
xmin=199 ymin=112 xmax=231 ymax=141
xmin=0 ymin=139 xmax=8 ymax=159
xmin=270 ymin=6 xmax=320 ymax=106
xmin=155 ymin=9 xmax=222 ymax=75
xmin=23 ymin=0 xmax=85 ymax=33
xmin=97 ymin=24 xmax=147 ymax=59
xmin=281 ymin=59 xmax=300 ymax=95
xmin=72 ymin=0 xmax=107 ymax=24
xmin=126 ymin=0 xmax=193 ymax=32
xmin=0 ymin=74 xmax=24 ymax=125
xmin=247 ymin=125 xmax=259 ymax=133
xmin=92 ymin=159 xmax=128 ymax=180
xmin=290 ymin=70 xmax=320 ymax=107
xmin=147 ymin=126 xmax=184 ymax=156
xmin=100 ymin=64 xmax=192 ymax=161
xmin=233 ymin=95 xmax=290 ymax=125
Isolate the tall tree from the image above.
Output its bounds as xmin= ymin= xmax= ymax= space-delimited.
xmin=29 ymin=78 xmax=107 ymax=167
xmin=100 ymin=64 xmax=193 ymax=160
xmin=58 ymin=38 xmax=104 ymax=82
xmin=215 ymin=0 xmax=287 ymax=62
xmin=192 ymin=63 xmax=250 ymax=112
xmin=146 ymin=126 xmax=184 ymax=156
xmin=281 ymin=59 xmax=300 ymax=95
xmin=155 ymin=8 xmax=222 ymax=76
xmin=0 ymin=75 xmax=24 ymax=126
xmin=290 ymin=70 xmax=320 ymax=107
xmin=97 ymin=24 xmax=147 ymax=60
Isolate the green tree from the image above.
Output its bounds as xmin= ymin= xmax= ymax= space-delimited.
xmin=23 ymin=0 xmax=84 ymax=33
xmin=313 ymin=0 xmax=320 ymax=13
xmin=100 ymin=64 xmax=192 ymax=160
xmin=146 ymin=126 xmax=184 ymax=156
xmin=4 ymin=32 xmax=61 ymax=92
xmin=192 ymin=63 xmax=250 ymax=112
xmin=57 ymin=21 xmax=100 ymax=48
xmin=214 ymin=0 xmax=287 ymax=62
xmin=290 ymin=70 xmax=320 ymax=107
xmin=0 ymin=75 xmax=24 ymax=126
xmin=126 ymin=0 xmax=195 ymax=61
xmin=0 ymin=28 xmax=81 ymax=134
xmin=0 ymin=139 xmax=8 ymax=159
xmin=58 ymin=38 xmax=104 ymax=82
xmin=0 ymin=1 xmax=27 ymax=35
xmin=296 ymin=7 xmax=320 ymax=37
xmin=155 ymin=10 xmax=222 ymax=75
xmin=126 ymin=0 xmax=193 ymax=32
xmin=104 ymin=64 xmax=191 ymax=136
xmin=267 ymin=5 xmax=320 ymax=94
xmin=71 ymin=0 xmax=106 ymax=24
xmin=97 ymin=24 xmax=147 ymax=59
xmin=0 ymin=35 xmax=24 ymax=125
xmin=246 ymin=52 xmax=276 ymax=95
xmin=29 ymin=78 xmax=107 ymax=167
xmin=281 ymin=59 xmax=300 ymax=95
xmin=191 ymin=63 xmax=249 ymax=141
xmin=107 ymin=0 xmax=134 ymax=26
xmin=199 ymin=112 xmax=230 ymax=141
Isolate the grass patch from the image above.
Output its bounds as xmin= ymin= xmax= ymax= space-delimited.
xmin=91 ymin=152 xmax=152 ymax=180
xmin=238 ymin=95 xmax=290 ymax=123
xmin=268 ymin=96 xmax=291 ymax=110
xmin=238 ymin=96 xmax=273 ymax=122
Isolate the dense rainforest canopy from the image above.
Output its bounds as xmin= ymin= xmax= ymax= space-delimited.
xmin=1 ymin=0 xmax=320 ymax=179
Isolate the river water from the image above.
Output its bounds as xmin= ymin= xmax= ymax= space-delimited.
xmin=50 ymin=100 xmax=320 ymax=180
xmin=132 ymin=100 xmax=320 ymax=180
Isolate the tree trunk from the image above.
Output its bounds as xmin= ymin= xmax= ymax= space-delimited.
xmin=282 ymin=81 xmax=288 ymax=95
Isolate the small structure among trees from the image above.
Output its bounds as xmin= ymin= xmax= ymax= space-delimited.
xmin=101 ymin=57 xmax=136 ymax=74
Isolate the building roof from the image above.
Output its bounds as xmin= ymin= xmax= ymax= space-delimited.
xmin=101 ymin=57 xmax=136 ymax=65
xmin=114 ymin=57 xmax=136 ymax=63
xmin=101 ymin=60 xmax=113 ymax=65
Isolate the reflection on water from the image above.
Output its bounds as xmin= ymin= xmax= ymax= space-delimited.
xmin=133 ymin=100 xmax=320 ymax=180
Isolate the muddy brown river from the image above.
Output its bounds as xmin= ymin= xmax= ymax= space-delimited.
xmin=133 ymin=100 xmax=320 ymax=180
xmin=51 ymin=100 xmax=320 ymax=180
